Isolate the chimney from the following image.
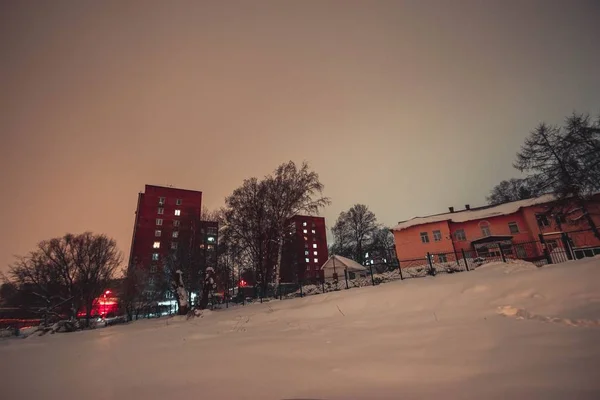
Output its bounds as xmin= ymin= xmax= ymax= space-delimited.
xmin=465 ymin=204 xmax=471 ymax=210
xmin=449 ymin=207 xmax=454 ymax=213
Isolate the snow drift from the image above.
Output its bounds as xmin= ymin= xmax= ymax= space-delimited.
xmin=1 ymin=257 xmax=599 ymax=400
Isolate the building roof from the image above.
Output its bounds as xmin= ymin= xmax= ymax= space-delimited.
xmin=320 ymin=255 xmax=367 ymax=272
xmin=392 ymin=193 xmax=556 ymax=232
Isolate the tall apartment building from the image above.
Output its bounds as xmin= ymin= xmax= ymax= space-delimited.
xmin=281 ymin=215 xmax=329 ymax=282
xmin=128 ymin=185 xmax=217 ymax=275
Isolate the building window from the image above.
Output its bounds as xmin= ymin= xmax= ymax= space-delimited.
xmin=314 ymin=258 xmax=318 ymax=263
xmin=158 ymin=207 xmax=164 ymax=215
xmin=156 ymin=218 xmax=163 ymax=226
xmin=438 ymin=254 xmax=447 ymax=263
xmin=150 ymin=264 xmax=157 ymax=273
xmin=305 ymin=258 xmax=310 ymax=263
xmin=158 ymin=197 xmax=165 ymax=205
xmin=454 ymin=229 xmax=466 ymax=241
xmin=313 ymin=237 xmax=316 ymax=241
xmin=174 ymin=209 xmax=181 ymax=216
xmin=479 ymin=221 xmax=491 ymax=237
xmin=207 ymin=227 xmax=217 ymax=235
xmin=314 ymin=251 xmax=318 ymax=256
xmin=153 ymin=241 xmax=160 ymax=249
xmin=173 ymin=220 xmax=180 ymax=227
xmin=303 ymin=222 xmax=307 ymax=227
xmin=172 ymin=231 xmax=179 ymax=238
xmin=305 ymin=250 xmax=309 ymax=255
xmin=313 ymin=243 xmax=317 ymax=249
xmin=311 ymin=230 xmax=316 ymax=234
xmin=176 ymin=199 xmax=182 ymax=205
xmin=304 ymin=236 xmax=308 ymax=241
xmin=171 ymin=242 xmax=178 ymax=250
xmin=420 ymin=232 xmax=430 ymax=243
xmin=303 ymin=229 xmax=308 ymax=234
xmin=155 ymin=230 xmax=161 ymax=237
xmin=433 ymin=230 xmax=442 ymax=241
xmin=536 ymin=214 xmax=550 ymax=228
xmin=152 ymin=253 xmax=159 ymax=261
xmin=508 ymin=222 xmax=520 ymax=234
xmin=306 ymin=265 xmax=311 ymax=271
xmin=207 ymin=236 xmax=216 ymax=243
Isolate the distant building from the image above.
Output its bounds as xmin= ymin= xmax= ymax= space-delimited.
xmin=391 ymin=194 xmax=600 ymax=264
xmin=128 ymin=185 xmax=204 ymax=272
xmin=281 ymin=215 xmax=329 ymax=282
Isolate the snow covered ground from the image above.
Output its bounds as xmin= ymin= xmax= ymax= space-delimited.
xmin=1 ymin=257 xmax=599 ymax=399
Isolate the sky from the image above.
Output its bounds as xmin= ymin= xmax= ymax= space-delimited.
xmin=1 ymin=0 xmax=599 ymax=274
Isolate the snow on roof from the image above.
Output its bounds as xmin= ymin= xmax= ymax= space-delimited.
xmin=320 ymin=255 xmax=367 ymax=272
xmin=392 ymin=194 xmax=556 ymax=232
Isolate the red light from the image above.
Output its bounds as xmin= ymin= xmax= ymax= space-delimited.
xmin=105 ymin=290 xmax=111 ymax=295
xmin=239 ymin=280 xmax=247 ymax=287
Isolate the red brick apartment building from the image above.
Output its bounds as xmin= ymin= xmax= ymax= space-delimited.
xmin=281 ymin=215 xmax=329 ymax=282
xmin=392 ymin=194 xmax=600 ymax=264
xmin=128 ymin=185 xmax=217 ymax=275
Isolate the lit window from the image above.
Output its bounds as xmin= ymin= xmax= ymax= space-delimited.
xmin=454 ymin=229 xmax=466 ymax=241
xmin=158 ymin=207 xmax=164 ymax=215
xmin=304 ymin=250 xmax=309 ymax=255
xmin=508 ymin=222 xmax=520 ymax=234
xmin=172 ymin=231 xmax=179 ymax=238
xmin=303 ymin=222 xmax=307 ymax=227
xmin=208 ymin=236 xmax=216 ymax=243
xmin=304 ymin=236 xmax=308 ymax=241
xmin=303 ymin=229 xmax=308 ymax=234
xmin=173 ymin=220 xmax=180 ymax=227
xmin=155 ymin=230 xmax=161 ymax=237
xmin=313 ymin=244 xmax=317 ymax=249
xmin=152 ymin=253 xmax=159 ymax=261
xmin=158 ymin=197 xmax=165 ymax=205
xmin=305 ymin=258 xmax=310 ymax=263
xmin=311 ymin=230 xmax=316 ymax=234
xmin=314 ymin=258 xmax=318 ymax=263
xmin=156 ymin=218 xmax=163 ymax=226
xmin=314 ymin=251 xmax=318 ymax=256
xmin=420 ymin=232 xmax=430 ymax=243
xmin=174 ymin=209 xmax=181 ymax=216
xmin=176 ymin=199 xmax=182 ymax=205
xmin=171 ymin=242 xmax=178 ymax=250
xmin=433 ymin=230 xmax=442 ymax=241
xmin=153 ymin=242 xmax=160 ymax=249
xmin=480 ymin=221 xmax=491 ymax=237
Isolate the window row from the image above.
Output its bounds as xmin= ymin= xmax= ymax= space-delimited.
xmin=305 ymin=257 xmax=320 ymax=264
xmin=155 ymin=230 xmax=179 ymax=238
xmin=420 ymin=221 xmax=521 ymax=244
xmin=153 ymin=241 xmax=178 ymax=250
xmin=156 ymin=219 xmax=180 ymax=227
xmin=157 ymin=208 xmax=181 ymax=216
xmin=158 ymin=197 xmax=183 ymax=206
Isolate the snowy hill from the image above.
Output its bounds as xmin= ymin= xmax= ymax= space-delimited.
xmin=1 ymin=258 xmax=599 ymax=399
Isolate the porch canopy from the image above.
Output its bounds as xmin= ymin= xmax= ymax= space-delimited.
xmin=320 ymin=255 xmax=367 ymax=279
xmin=471 ymin=235 xmax=513 ymax=246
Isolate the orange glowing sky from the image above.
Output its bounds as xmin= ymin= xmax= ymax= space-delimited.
xmin=1 ymin=1 xmax=600 ymax=273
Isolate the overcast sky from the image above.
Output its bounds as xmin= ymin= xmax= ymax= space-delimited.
xmin=1 ymin=0 xmax=599 ymax=273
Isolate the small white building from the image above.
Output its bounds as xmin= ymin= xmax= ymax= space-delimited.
xmin=320 ymin=255 xmax=368 ymax=280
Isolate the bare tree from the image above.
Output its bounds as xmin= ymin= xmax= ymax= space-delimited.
xmin=486 ymin=178 xmax=535 ymax=205
xmin=332 ymin=204 xmax=379 ymax=264
xmin=222 ymin=161 xmax=329 ymax=294
xmin=514 ymin=113 xmax=600 ymax=238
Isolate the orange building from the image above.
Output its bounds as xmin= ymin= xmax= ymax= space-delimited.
xmin=392 ymin=194 xmax=600 ymax=264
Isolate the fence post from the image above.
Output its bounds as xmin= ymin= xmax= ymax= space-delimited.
xmin=369 ymin=264 xmax=375 ymax=286
xmin=498 ymin=243 xmax=507 ymax=263
xmin=344 ymin=268 xmax=349 ymax=289
xmin=397 ymin=259 xmax=404 ymax=280
xmin=538 ymin=234 xmax=553 ymax=264
xmin=427 ymin=252 xmax=435 ymax=276
xmin=461 ymin=249 xmax=469 ymax=271
xmin=321 ymin=277 xmax=325 ymax=293
xmin=299 ymin=281 xmax=304 ymax=298
xmin=560 ymin=232 xmax=573 ymax=260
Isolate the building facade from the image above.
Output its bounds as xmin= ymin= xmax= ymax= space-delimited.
xmin=281 ymin=215 xmax=329 ymax=282
xmin=392 ymin=194 xmax=600 ymax=264
xmin=128 ymin=185 xmax=204 ymax=272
